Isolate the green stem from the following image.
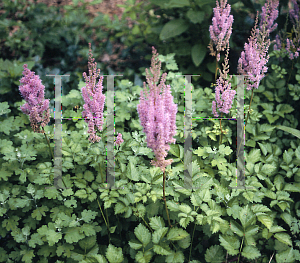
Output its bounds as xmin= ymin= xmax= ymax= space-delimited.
xmin=219 ymin=112 xmax=224 ymax=145
xmin=42 ymin=127 xmax=54 ymax=161
xmin=41 ymin=126 xmax=68 ymax=189
xmin=97 ymin=197 xmax=111 ymax=243
xmin=237 ymin=88 xmax=254 ymax=158
xmin=215 ymin=52 xmax=219 ymax=82
xmin=163 ymin=170 xmax=172 ymax=228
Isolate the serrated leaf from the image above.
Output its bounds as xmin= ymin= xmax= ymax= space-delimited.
xmin=219 ymin=235 xmax=240 ymax=255
xmin=46 ymin=229 xmax=62 ymax=246
xmin=257 ymin=215 xmax=273 ymax=230
xmin=283 ymin=150 xmax=293 ymax=165
xmin=135 ymin=250 xmax=153 ymax=263
xmin=241 ymin=245 xmax=261 ymax=260
xmin=134 ymin=223 xmax=151 ymax=247
xmin=152 ymin=227 xmax=169 ymax=244
xmin=105 ymin=244 xmax=124 ymax=263
xmin=205 ymin=245 xmax=225 ymax=263
xmin=166 ymin=250 xmax=185 ymax=263
xmin=81 ymin=209 xmax=97 ymax=223
xmin=167 ymin=227 xmax=189 ymax=241
xmin=153 ymin=243 xmax=172 ymax=255
xmin=274 ymin=233 xmax=293 ymax=246
xmin=149 ymin=216 xmax=165 ymax=231
xmin=129 ymin=239 xmax=143 ymax=250
xmin=246 ymin=149 xmax=261 ymax=163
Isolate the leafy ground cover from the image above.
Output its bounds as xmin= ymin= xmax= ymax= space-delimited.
xmin=0 ymin=0 xmax=300 ymax=263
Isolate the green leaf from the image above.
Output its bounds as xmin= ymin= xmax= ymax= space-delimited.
xmin=166 ymin=250 xmax=185 ymax=263
xmin=275 ymin=125 xmax=300 ymax=139
xmin=186 ymin=10 xmax=204 ymax=24
xmin=74 ymin=189 xmax=88 ymax=199
xmin=134 ymin=223 xmax=151 ymax=247
xmin=78 ymin=236 xmax=96 ymax=251
xmin=81 ymin=209 xmax=98 ymax=223
xmin=65 ymin=227 xmax=85 ymax=244
xmin=159 ymin=19 xmax=189 ymax=41
xmin=257 ymin=215 xmax=273 ymax=230
xmin=205 ymin=245 xmax=225 ymax=263
xmin=195 ymin=0 xmax=215 ymax=7
xmin=191 ymin=43 xmax=206 ymax=67
xmin=20 ymin=249 xmax=35 ymax=263
xmin=105 ymin=244 xmax=124 ymax=263
xmin=257 ymin=142 xmax=268 ymax=156
xmin=219 ymin=235 xmax=240 ymax=255
xmin=246 ymin=149 xmax=261 ymax=164
xmin=275 ymin=247 xmax=295 ymax=263
xmin=218 ymin=144 xmax=233 ymax=155
xmin=166 ymin=0 xmax=190 ymax=8
xmin=84 ymin=170 xmax=95 ymax=182
xmin=167 ymin=227 xmax=189 ymax=241
xmin=274 ymin=233 xmax=293 ymax=246
xmin=152 ymin=227 xmax=169 ymax=244
xmin=241 ymin=245 xmax=261 ymax=260
xmin=80 ymin=223 xmax=96 ymax=236
xmin=46 ymin=229 xmax=62 ymax=246
xmin=230 ymin=220 xmax=244 ymax=237
xmin=153 ymin=243 xmax=172 ymax=255
xmin=149 ymin=216 xmax=165 ymax=231
xmin=283 ymin=150 xmax=293 ymax=165
xmin=135 ymin=250 xmax=153 ymax=263
xmin=0 ymin=102 xmax=11 ymax=115
xmin=129 ymin=239 xmax=143 ymax=250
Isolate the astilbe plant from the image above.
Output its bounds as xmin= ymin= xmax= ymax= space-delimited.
xmin=274 ymin=0 xmax=300 ymax=60
xmin=137 ymin=46 xmax=178 ymax=227
xmin=212 ymin=44 xmax=236 ymax=119
xmin=238 ymin=0 xmax=279 ymax=131
xmin=208 ymin=0 xmax=234 ymax=143
xmin=19 ymin=64 xmax=50 ymax=134
xmin=81 ymin=43 xmax=106 ymax=143
xmin=208 ymin=0 xmax=234 ymax=77
xmin=137 ymin=46 xmax=178 ymax=173
xmin=19 ymin=64 xmax=54 ymax=160
xmin=81 ymin=43 xmax=123 ymax=147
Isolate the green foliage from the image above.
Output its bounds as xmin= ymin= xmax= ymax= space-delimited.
xmin=1 ymin=0 xmax=300 ymax=262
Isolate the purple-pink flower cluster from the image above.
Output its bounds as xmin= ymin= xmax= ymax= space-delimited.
xmin=19 ymin=64 xmax=50 ymax=133
xmin=212 ymin=46 xmax=236 ymax=117
xmin=290 ymin=0 xmax=299 ymax=26
xmin=137 ymin=47 xmax=177 ymax=173
xmin=114 ymin=132 xmax=123 ymax=146
xmin=81 ymin=43 xmax=106 ymax=143
xmin=273 ymin=0 xmax=300 ymax=61
xmin=208 ymin=0 xmax=234 ymax=61
xmin=259 ymin=0 xmax=279 ymax=35
xmin=238 ymin=10 xmax=273 ymax=91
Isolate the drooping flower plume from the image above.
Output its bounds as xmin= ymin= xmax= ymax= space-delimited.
xmin=19 ymin=64 xmax=50 ymax=133
xmin=208 ymin=0 xmax=234 ymax=61
xmin=137 ymin=46 xmax=178 ymax=173
xmin=81 ymin=43 xmax=106 ymax=143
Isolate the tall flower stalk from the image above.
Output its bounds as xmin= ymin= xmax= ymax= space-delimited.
xmin=208 ymin=0 xmax=234 ymax=144
xmin=212 ymin=44 xmax=236 ymax=144
xmin=137 ymin=46 xmax=178 ymax=228
xmin=236 ymin=0 xmax=279 ymax=163
xmin=19 ymin=64 xmax=53 ymax=159
xmin=81 ymin=43 xmax=106 ymax=144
